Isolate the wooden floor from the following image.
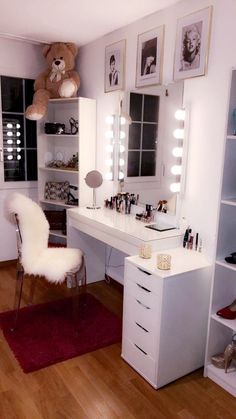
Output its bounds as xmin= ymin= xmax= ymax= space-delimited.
xmin=0 ymin=264 xmax=236 ymax=419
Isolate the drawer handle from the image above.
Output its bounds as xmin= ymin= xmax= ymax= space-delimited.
xmin=134 ymin=344 xmax=147 ymax=355
xmin=136 ymin=283 xmax=151 ymax=293
xmin=135 ymin=322 xmax=149 ymax=333
xmin=136 ymin=299 xmax=150 ymax=310
xmin=137 ymin=267 xmax=151 ymax=276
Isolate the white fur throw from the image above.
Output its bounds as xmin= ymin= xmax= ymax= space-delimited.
xmin=7 ymin=193 xmax=83 ymax=283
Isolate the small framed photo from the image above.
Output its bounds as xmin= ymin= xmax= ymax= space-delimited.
xmin=135 ymin=26 xmax=164 ymax=88
xmin=173 ymin=6 xmax=212 ymax=80
xmin=105 ymin=39 xmax=126 ymax=93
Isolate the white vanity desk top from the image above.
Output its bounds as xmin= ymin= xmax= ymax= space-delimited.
xmin=68 ymin=207 xmax=183 ymax=255
xmin=127 ymin=247 xmax=211 ymax=278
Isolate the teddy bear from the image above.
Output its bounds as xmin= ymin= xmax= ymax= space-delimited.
xmin=25 ymin=42 xmax=80 ymax=120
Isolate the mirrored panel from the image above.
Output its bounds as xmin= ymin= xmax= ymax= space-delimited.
xmin=122 ymin=81 xmax=184 ymax=213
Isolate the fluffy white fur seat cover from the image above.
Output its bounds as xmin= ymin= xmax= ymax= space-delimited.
xmin=7 ymin=193 xmax=83 ymax=283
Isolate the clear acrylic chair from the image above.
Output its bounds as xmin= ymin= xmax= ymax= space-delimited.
xmin=8 ymin=193 xmax=86 ymax=332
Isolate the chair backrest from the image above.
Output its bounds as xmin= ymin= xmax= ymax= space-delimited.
xmin=7 ymin=193 xmax=49 ymax=271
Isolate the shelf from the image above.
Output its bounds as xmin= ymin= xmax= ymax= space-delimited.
xmin=40 ymin=199 xmax=77 ymax=208
xmin=49 ymin=230 xmax=67 ymax=239
xmin=207 ymin=364 xmax=236 ymax=397
xmin=211 ymin=313 xmax=236 ymax=331
xmin=227 ymin=135 xmax=236 ymax=140
xmin=49 ymin=97 xmax=79 ymax=104
xmin=44 ymin=134 xmax=78 ymax=138
xmin=39 ymin=166 xmax=78 ymax=174
xmin=216 ymin=259 xmax=236 ymax=271
xmin=221 ymin=198 xmax=236 ymax=206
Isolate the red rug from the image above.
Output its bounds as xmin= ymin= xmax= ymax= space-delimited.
xmin=0 ymin=293 xmax=122 ymax=373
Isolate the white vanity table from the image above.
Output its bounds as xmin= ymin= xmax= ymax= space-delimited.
xmin=67 ymin=207 xmax=212 ymax=388
xmin=67 ymin=207 xmax=183 ymax=283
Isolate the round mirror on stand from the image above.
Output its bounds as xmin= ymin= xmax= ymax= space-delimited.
xmin=85 ymin=170 xmax=103 ymax=209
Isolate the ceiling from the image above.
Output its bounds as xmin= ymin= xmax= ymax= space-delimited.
xmin=0 ymin=0 xmax=181 ymax=46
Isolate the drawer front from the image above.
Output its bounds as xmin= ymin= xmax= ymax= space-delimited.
xmin=125 ymin=260 xmax=162 ymax=296
xmin=122 ymin=337 xmax=157 ymax=387
xmin=124 ymin=287 xmax=160 ymax=333
xmin=125 ymin=277 xmax=160 ymax=311
xmin=123 ymin=319 xmax=158 ymax=359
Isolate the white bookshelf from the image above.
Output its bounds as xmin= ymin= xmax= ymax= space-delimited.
xmin=204 ymin=69 xmax=236 ymax=397
xmin=37 ymin=97 xmax=96 ymax=241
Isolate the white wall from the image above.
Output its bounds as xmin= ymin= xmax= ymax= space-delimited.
xmin=0 ymin=38 xmax=44 ymax=261
xmin=77 ymin=0 xmax=235 ymax=260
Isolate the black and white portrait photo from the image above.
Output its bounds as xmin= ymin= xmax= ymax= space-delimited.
xmin=174 ymin=7 xmax=212 ymax=80
xmin=136 ymin=26 xmax=164 ymax=88
xmin=141 ymin=37 xmax=157 ymax=76
xmin=180 ymin=22 xmax=202 ymax=71
xmin=105 ymin=40 xmax=125 ymax=92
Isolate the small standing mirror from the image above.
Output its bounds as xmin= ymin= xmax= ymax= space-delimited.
xmin=85 ymin=170 xmax=103 ymax=209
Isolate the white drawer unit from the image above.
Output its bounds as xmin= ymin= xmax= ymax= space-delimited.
xmin=121 ymin=247 xmax=211 ymax=389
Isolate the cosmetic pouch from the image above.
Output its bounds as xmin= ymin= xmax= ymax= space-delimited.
xmin=44 ymin=181 xmax=70 ymax=201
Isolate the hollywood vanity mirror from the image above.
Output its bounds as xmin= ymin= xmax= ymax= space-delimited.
xmin=121 ymin=81 xmax=184 ymax=216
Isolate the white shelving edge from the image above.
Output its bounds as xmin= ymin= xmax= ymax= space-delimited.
xmin=216 ymin=259 xmax=236 ymax=271
xmin=211 ymin=313 xmax=236 ymax=330
xmin=226 ymin=135 xmax=236 ymax=140
xmin=45 ymin=134 xmax=78 ymax=138
xmin=38 ymin=166 xmax=78 ymax=174
xmin=221 ymin=198 xmax=236 ymax=206
xmin=206 ymin=364 xmax=236 ymax=397
xmin=49 ymin=230 xmax=67 ymax=239
xmin=40 ymin=199 xmax=75 ymax=208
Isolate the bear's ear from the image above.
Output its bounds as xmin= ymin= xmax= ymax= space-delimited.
xmin=42 ymin=44 xmax=51 ymax=58
xmin=65 ymin=43 xmax=78 ymax=57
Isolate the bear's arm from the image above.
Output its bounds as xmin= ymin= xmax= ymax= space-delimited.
xmin=67 ymin=71 xmax=80 ymax=88
xmin=34 ymin=70 xmax=50 ymax=91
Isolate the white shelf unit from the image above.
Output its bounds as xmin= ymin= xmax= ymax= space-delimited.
xmin=204 ymin=69 xmax=236 ymax=397
xmin=37 ymin=97 xmax=96 ymax=240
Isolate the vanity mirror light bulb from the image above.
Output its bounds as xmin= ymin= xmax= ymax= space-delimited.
xmin=7 ymin=131 xmax=13 ymax=137
xmin=16 ymin=132 xmax=21 ymax=137
xmin=17 ymin=140 xmax=21 ymax=145
xmin=16 ymin=123 xmax=21 ymax=129
xmin=118 ymin=171 xmax=124 ymax=180
xmin=105 ymin=172 xmax=113 ymax=180
xmin=120 ymin=131 xmax=125 ymax=139
xmin=120 ymin=145 xmax=125 ymax=153
xmin=17 ymin=155 xmax=21 ymax=160
xmin=173 ymin=128 xmax=184 ymax=139
xmin=172 ymin=147 xmax=183 ymax=157
xmin=17 ymin=147 xmax=21 ymax=153
xmin=120 ymin=116 xmax=126 ymax=125
xmin=105 ymin=144 xmax=113 ymax=153
xmin=170 ymin=182 xmax=181 ymax=193
xmin=7 ymin=147 xmax=13 ymax=152
xmin=7 ymin=139 xmax=13 ymax=144
xmin=119 ymin=158 xmax=125 ymax=166
xmin=6 ymin=123 xmax=13 ymax=129
xmin=105 ymin=130 xmax=114 ymax=139
xmin=105 ymin=158 xmax=113 ymax=167
xmin=7 ymin=155 xmax=13 ymax=160
xmin=105 ymin=116 xmax=114 ymax=125
xmin=174 ymin=109 xmax=185 ymax=121
xmin=171 ymin=165 xmax=182 ymax=175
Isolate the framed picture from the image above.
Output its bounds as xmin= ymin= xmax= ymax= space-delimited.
xmin=173 ymin=6 xmax=212 ymax=80
xmin=135 ymin=26 xmax=164 ymax=88
xmin=105 ymin=39 xmax=126 ymax=93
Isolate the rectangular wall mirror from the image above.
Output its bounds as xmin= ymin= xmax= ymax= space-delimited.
xmin=122 ymin=81 xmax=184 ymax=213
